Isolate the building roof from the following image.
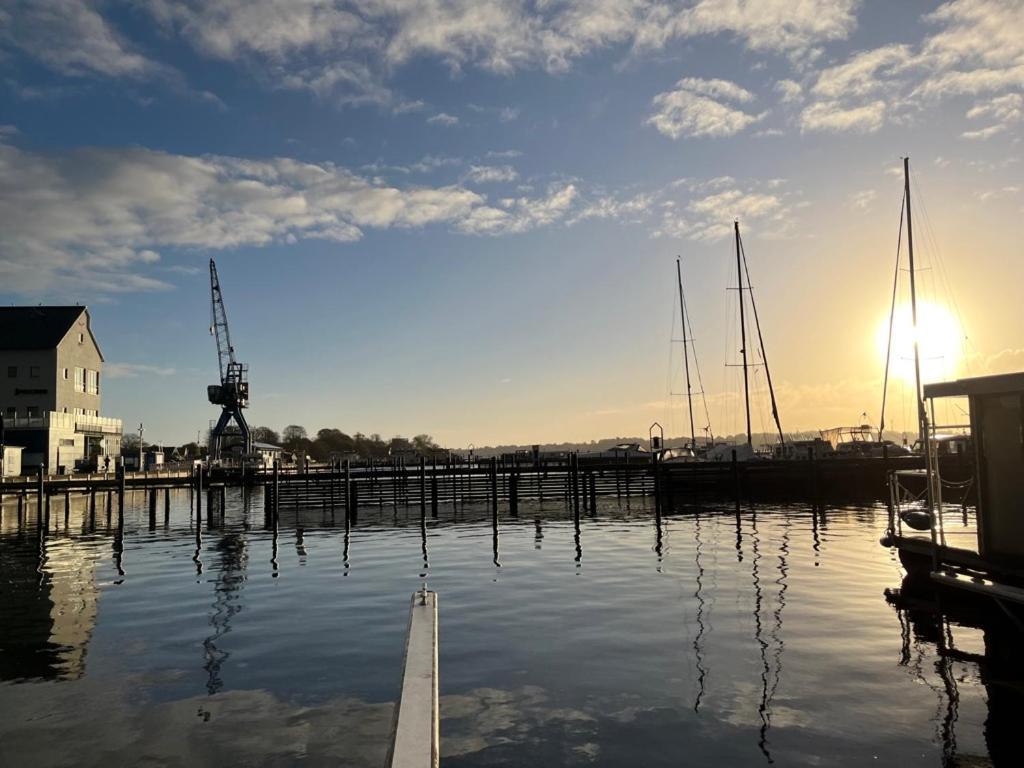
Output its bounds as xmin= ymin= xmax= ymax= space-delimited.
xmin=924 ymin=371 xmax=1024 ymax=399
xmin=253 ymin=442 xmax=283 ymax=451
xmin=0 ymin=306 xmax=88 ymax=351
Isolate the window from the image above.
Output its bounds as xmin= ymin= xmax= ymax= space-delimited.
xmin=4 ymin=407 xmax=15 ymax=418
xmin=63 ymin=368 xmax=69 ymax=380
xmin=78 ymin=333 xmax=84 ymax=344
xmin=26 ymin=406 xmax=39 ymax=418
xmin=6 ymin=366 xmax=15 ymax=378
xmin=59 ymin=438 xmax=75 ymax=447
xmin=29 ymin=366 xmax=40 ymax=378
xmin=86 ymin=369 xmax=99 ymax=395
xmin=74 ymin=367 xmax=84 ymax=393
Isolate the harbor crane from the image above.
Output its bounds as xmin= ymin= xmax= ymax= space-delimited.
xmin=207 ymin=258 xmax=252 ymax=460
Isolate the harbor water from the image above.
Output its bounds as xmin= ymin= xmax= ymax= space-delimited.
xmin=1 ymin=490 xmax=1019 ymax=766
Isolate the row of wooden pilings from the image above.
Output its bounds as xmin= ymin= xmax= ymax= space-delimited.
xmin=262 ymin=453 xmax=640 ymax=526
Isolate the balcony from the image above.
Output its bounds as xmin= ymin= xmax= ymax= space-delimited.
xmin=3 ymin=411 xmax=122 ymax=435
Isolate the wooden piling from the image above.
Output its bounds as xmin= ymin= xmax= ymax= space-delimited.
xmin=164 ymin=487 xmax=171 ymax=523
xmin=36 ymin=466 xmax=44 ymax=523
xmin=489 ymin=456 xmax=498 ymax=518
xmin=419 ymin=457 xmax=427 ymax=519
xmin=430 ymin=458 xmax=438 ymax=519
xmin=509 ymin=471 xmax=518 ymax=517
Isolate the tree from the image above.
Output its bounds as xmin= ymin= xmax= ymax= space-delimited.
xmin=121 ymin=433 xmax=142 ymax=456
xmin=282 ymin=425 xmax=307 ymax=443
xmin=412 ymin=434 xmax=438 ymax=453
xmin=251 ymin=426 xmax=280 ymax=445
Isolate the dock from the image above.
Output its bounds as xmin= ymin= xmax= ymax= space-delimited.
xmin=389 ymin=590 xmax=439 ymax=768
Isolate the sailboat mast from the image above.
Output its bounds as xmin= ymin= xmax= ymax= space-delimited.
xmin=735 ymin=220 xmax=753 ymax=447
xmin=677 ymin=257 xmax=696 ymax=448
xmin=903 ymin=157 xmax=926 ymax=445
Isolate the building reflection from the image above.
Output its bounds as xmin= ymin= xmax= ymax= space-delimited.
xmin=0 ymin=500 xmax=99 ymax=682
xmin=886 ymin=576 xmax=1024 ymax=767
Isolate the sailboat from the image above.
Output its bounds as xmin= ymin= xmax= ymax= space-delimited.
xmin=661 ymin=256 xmax=714 ymax=463
xmin=705 ymin=221 xmax=785 ymax=462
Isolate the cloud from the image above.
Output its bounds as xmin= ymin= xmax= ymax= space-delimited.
xmin=3 ymin=0 xmax=165 ymax=79
xmin=426 ymin=112 xmax=459 ymax=126
xmin=0 ymin=138 xmax=580 ymax=293
xmin=800 ymin=100 xmax=886 ymax=133
xmin=570 ymin=193 xmax=653 ymax=224
xmin=774 ymin=79 xmax=803 ymax=103
xmin=464 ymin=165 xmax=519 ymax=184
xmin=457 ymin=184 xmax=578 ymax=235
xmin=105 ymin=363 xmax=177 ymax=379
xmin=653 ymin=178 xmax=800 ymax=242
xmin=799 ymin=0 xmax=1024 ymax=134
xmin=8 ymin=1 xmax=858 ymax=106
xmin=962 ymin=124 xmax=1006 ymax=140
xmin=848 ymin=189 xmax=877 ymax=211
xmin=646 ymin=77 xmax=766 ymax=139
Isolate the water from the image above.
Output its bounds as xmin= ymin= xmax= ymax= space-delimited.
xmin=1 ymin=490 xmax=1020 ymax=766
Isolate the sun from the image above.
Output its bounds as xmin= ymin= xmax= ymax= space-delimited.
xmin=875 ymin=301 xmax=963 ymax=385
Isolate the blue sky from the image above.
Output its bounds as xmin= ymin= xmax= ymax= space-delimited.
xmin=1 ymin=1 xmax=1022 ymax=447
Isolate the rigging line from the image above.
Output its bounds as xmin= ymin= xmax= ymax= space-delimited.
xmin=683 ymin=282 xmax=716 ymax=443
xmin=738 ymin=232 xmax=785 ymax=445
xmin=880 ymin=189 xmax=907 ymax=441
xmin=912 ymin=174 xmax=974 ymax=372
xmin=678 ymin=256 xmax=697 ymax=447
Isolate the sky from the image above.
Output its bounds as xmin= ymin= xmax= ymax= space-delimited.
xmin=1 ymin=0 xmax=1022 ymax=448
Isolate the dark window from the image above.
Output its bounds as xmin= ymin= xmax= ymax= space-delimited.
xmin=29 ymin=366 xmax=40 ymax=378
xmin=26 ymin=406 xmax=39 ymax=418
xmin=6 ymin=366 xmax=15 ymax=378
xmin=4 ymin=407 xmax=14 ymax=417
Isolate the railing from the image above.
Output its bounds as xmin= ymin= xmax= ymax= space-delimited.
xmin=2 ymin=411 xmax=122 ymax=434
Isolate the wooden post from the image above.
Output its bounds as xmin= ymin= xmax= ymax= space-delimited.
xmin=164 ymin=487 xmax=171 ymax=524
xmin=350 ymin=480 xmax=359 ymax=525
xmin=117 ymin=464 xmax=126 ymax=532
xmin=509 ymin=471 xmax=518 ymax=517
xmin=148 ymin=488 xmax=157 ymax=530
xmin=731 ymin=449 xmax=739 ymax=501
xmin=36 ymin=465 xmax=44 ymax=523
xmin=490 ymin=456 xmax=498 ymax=519
xmin=589 ymin=472 xmax=597 ymax=515
xmin=272 ymin=461 xmax=280 ymax=521
xmin=197 ymin=464 xmax=203 ymax=516
xmin=430 ymin=457 xmax=438 ymax=519
xmin=419 ymin=456 xmax=427 ymax=520
xmin=344 ymin=460 xmax=351 ymax=522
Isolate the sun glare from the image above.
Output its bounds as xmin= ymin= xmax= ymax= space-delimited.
xmin=875 ymin=301 xmax=963 ymax=385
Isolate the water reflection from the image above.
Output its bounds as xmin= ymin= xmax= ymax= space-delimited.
xmin=885 ymin=577 xmax=1024 ymax=767
xmin=2 ymin=491 xmax=1022 ymax=766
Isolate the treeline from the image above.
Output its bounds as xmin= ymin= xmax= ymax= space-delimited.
xmin=252 ymin=425 xmax=445 ymax=461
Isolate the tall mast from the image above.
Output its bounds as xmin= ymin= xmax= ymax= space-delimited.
xmin=903 ymin=157 xmax=926 ymax=444
xmin=735 ymin=220 xmax=752 ymax=447
xmin=738 ymin=234 xmax=785 ymax=446
xmin=677 ymin=257 xmax=696 ymax=448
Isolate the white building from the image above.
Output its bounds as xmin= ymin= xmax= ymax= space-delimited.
xmin=0 ymin=307 xmax=122 ymax=473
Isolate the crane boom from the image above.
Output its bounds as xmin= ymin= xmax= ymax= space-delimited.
xmin=210 ymin=259 xmax=236 ymax=384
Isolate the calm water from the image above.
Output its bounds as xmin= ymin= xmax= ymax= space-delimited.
xmin=1 ymin=489 xmax=1020 ymax=766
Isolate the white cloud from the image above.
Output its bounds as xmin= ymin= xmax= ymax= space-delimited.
xmin=105 ymin=363 xmax=177 ymax=379
xmin=464 ymin=165 xmax=519 ymax=184
xmin=774 ymin=79 xmax=803 ymax=103
xmin=7 ymin=1 xmax=858 ymax=104
xmin=800 ymin=99 xmax=886 ymax=133
xmin=962 ymin=124 xmax=1006 ymax=140
xmin=457 ymin=184 xmax=578 ymax=235
xmin=848 ymin=189 xmax=877 ymax=211
xmin=799 ymin=0 xmax=1024 ymax=134
xmin=653 ymin=179 xmax=800 ymax=242
xmin=0 ymin=138 xmax=582 ymax=293
xmin=427 ymin=112 xmax=459 ymax=126
xmin=570 ymin=193 xmax=653 ymax=224
xmin=3 ymin=0 xmax=164 ymax=79
xmin=646 ymin=77 xmax=766 ymax=139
